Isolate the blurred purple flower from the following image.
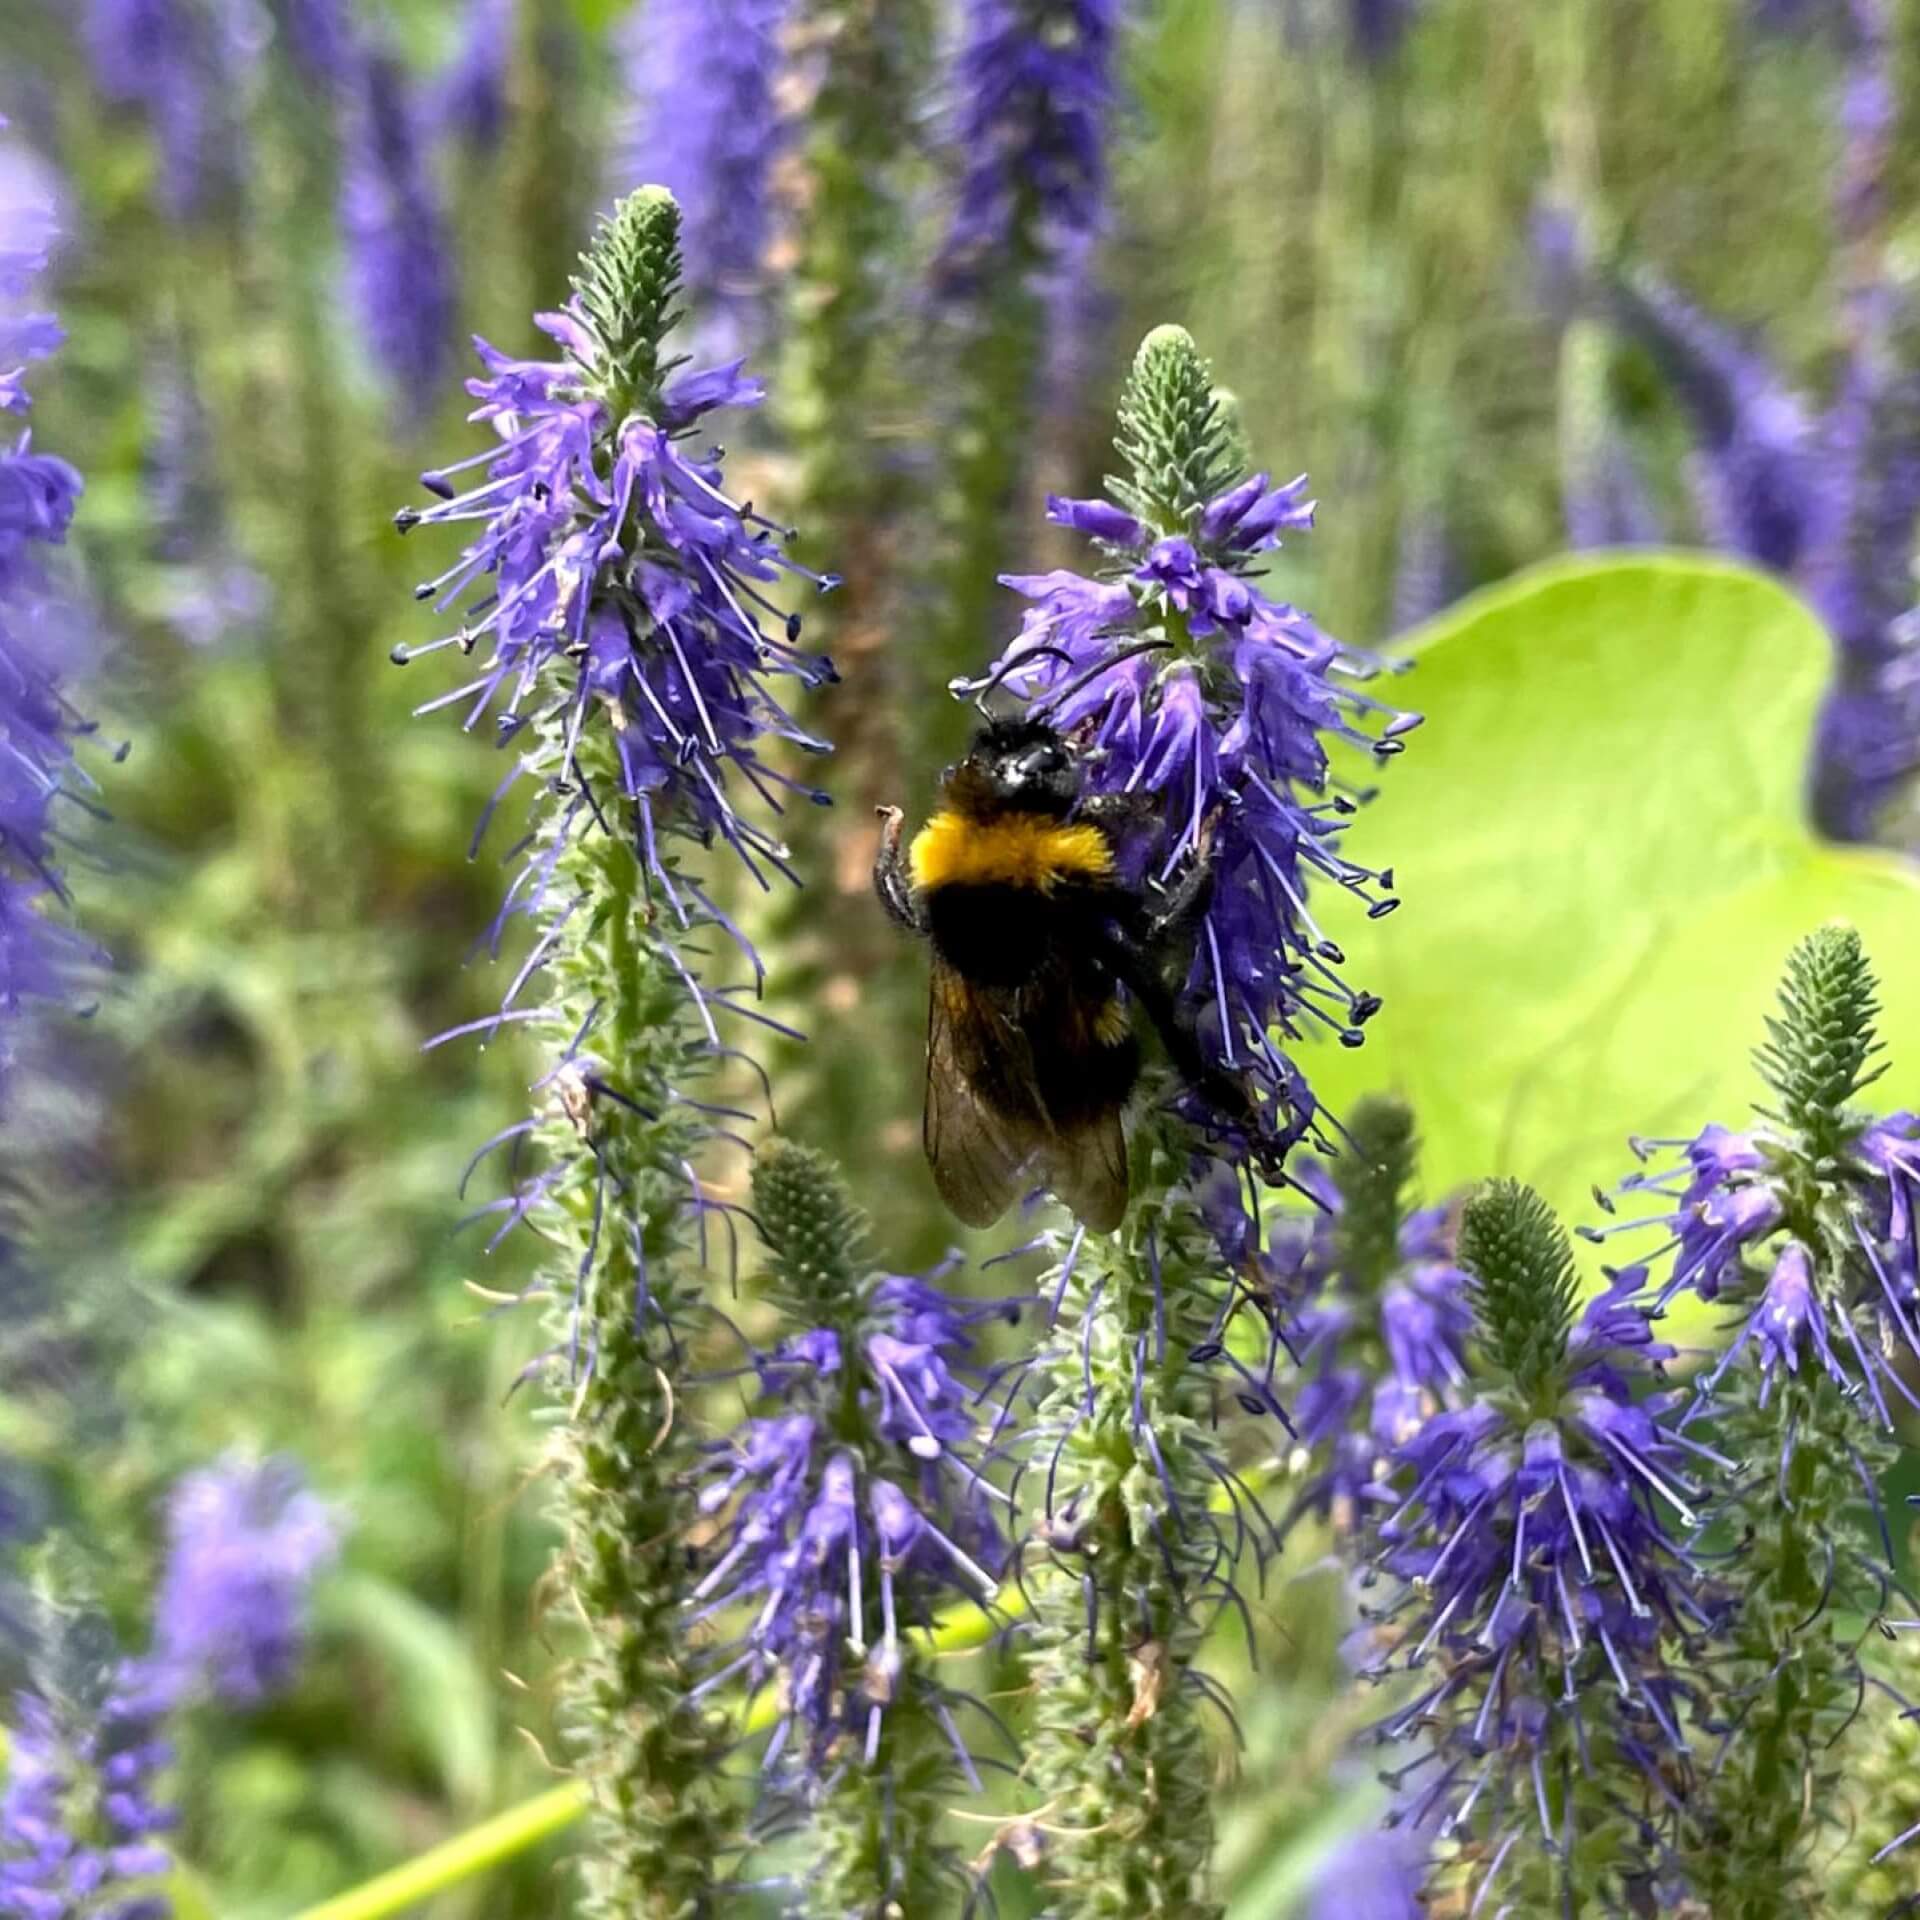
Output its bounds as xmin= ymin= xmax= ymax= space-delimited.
xmin=339 ymin=48 xmax=457 ymax=417
xmin=936 ymin=0 xmax=1121 ymax=296
xmin=82 ymin=0 xmax=243 ymax=217
xmin=1265 ymin=1169 xmax=1470 ymax=1535
xmin=1610 ymin=268 xmax=1814 ymax=572
xmin=1388 ymin=508 xmax=1457 ymax=633
xmin=1346 ymin=0 xmax=1420 ymax=63
xmin=0 ymin=1663 xmax=177 ymax=1920
xmin=1302 ymin=1820 xmax=1425 ymax=1918
xmin=154 ymin=1456 xmax=339 ymax=1707
xmin=397 ymin=289 xmax=836 ymax=927
xmin=612 ymin=0 xmax=790 ymax=323
xmin=991 ymin=473 xmax=1412 ymax=1165
xmin=1 ymin=125 xmax=98 ymax=1095
xmin=690 ymin=1273 xmax=1011 ymax=1778
xmin=1594 ymin=1102 xmax=1920 ymax=1416
xmin=431 ymin=0 xmax=510 ymax=148
xmin=279 ymin=0 xmax=354 ymax=93
xmin=1365 ymin=1264 xmax=1709 ymax=1890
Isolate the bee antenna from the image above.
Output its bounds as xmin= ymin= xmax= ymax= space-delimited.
xmin=949 ymin=644 xmax=1077 ymax=718
xmin=1028 ymin=639 xmax=1176 ymax=723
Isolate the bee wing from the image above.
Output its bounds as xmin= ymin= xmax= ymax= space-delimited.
xmin=1040 ymin=1112 xmax=1129 ymax=1236
xmin=925 ymin=960 xmax=1039 ymax=1230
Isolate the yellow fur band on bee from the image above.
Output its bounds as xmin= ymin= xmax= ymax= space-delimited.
xmin=909 ymin=812 xmax=1115 ymax=894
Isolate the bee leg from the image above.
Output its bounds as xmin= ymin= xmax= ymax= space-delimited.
xmin=1076 ymin=789 xmax=1158 ymax=833
xmin=873 ymin=806 xmax=926 ymax=932
xmin=1100 ymin=931 xmax=1266 ymax=1152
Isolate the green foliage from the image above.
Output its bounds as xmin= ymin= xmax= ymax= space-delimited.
xmin=1755 ymin=924 xmax=1885 ymax=1161
xmin=1458 ymin=1178 xmax=1579 ymax=1403
xmin=1307 ymin=555 xmax=1920 ymax=1286
xmin=1021 ymin=1130 xmax=1225 ymax=1920
xmin=1112 ymin=323 xmax=1240 ymax=532
xmin=1327 ymin=1093 xmax=1417 ymax=1297
xmin=571 ymin=187 xmax=685 ymax=413
xmin=751 ymin=1136 xmax=874 ymax=1312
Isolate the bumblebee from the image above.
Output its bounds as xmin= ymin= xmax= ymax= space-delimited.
xmin=874 ymin=713 xmax=1236 ymax=1234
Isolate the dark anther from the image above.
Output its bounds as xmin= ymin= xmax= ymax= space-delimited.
xmin=1351 ymin=992 xmax=1383 ymax=1022
xmin=1339 ymin=1028 xmax=1365 ymax=1048
xmin=393 ymin=507 xmax=422 ymax=533
xmin=412 ymin=583 xmax=436 ymax=602
xmin=1316 ymin=939 xmax=1346 ymax=964
xmin=389 ymin=643 xmax=411 ymax=666
xmin=785 ymin=612 xmax=803 ymax=642
xmin=1367 ymin=898 xmax=1401 ymax=920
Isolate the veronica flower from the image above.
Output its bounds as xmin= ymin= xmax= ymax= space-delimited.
xmin=691 ymin=1271 xmax=1010 ymax=1780
xmin=1608 ymin=267 xmax=1815 ymax=573
xmin=988 ymin=328 xmax=1413 ymax=1169
xmin=1591 ymin=933 xmax=1920 ymax=1420
xmin=1 ymin=124 xmax=97 ymax=1093
xmin=1362 ymin=1182 xmax=1712 ymax=1909
xmin=400 ymin=193 xmax=839 ymax=1913
xmin=81 ymin=0 xmax=243 ymax=218
xmin=1301 ymin=1820 xmax=1425 ymax=1919
xmin=280 ymin=0 xmax=354 ymax=94
xmin=1259 ymin=1099 xmax=1470 ymax=1536
xmin=394 ymin=211 xmax=835 ymax=922
xmin=1345 ymin=0 xmax=1420 ymax=63
xmin=611 ymin=0 xmax=791 ymax=330
xmin=0 ymin=1660 xmax=177 ymax=1920
xmin=935 ymin=0 xmax=1122 ymax=295
xmin=152 ymin=1456 xmax=339 ymax=1707
xmin=431 ymin=0 xmax=510 ymax=148
xmin=339 ymin=47 xmax=457 ymax=417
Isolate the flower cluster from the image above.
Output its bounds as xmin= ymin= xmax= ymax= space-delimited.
xmin=691 ymin=1269 xmax=1011 ymax=1778
xmin=1592 ymin=934 xmax=1920 ymax=1418
xmin=1360 ymin=1182 xmax=1711 ymax=1908
xmin=395 ymin=189 xmax=835 ymax=922
xmin=431 ymin=0 xmax=510 ymax=148
xmin=402 ymin=191 xmax=843 ymax=1917
xmin=989 ymin=326 xmax=1414 ymax=1169
xmin=81 ymin=0 xmax=248 ymax=218
xmin=340 ymin=46 xmax=458 ymax=416
xmin=1258 ymin=1098 xmax=1471 ymax=1536
xmin=687 ymin=1142 xmax=1013 ymax=1911
xmin=1608 ymin=266 xmax=1814 ymax=574
xmin=937 ymin=0 xmax=1121 ymax=294
xmin=153 ymin=1456 xmax=340 ymax=1707
xmin=0 ymin=1662 xmax=177 ymax=1920
xmin=1598 ymin=18 xmax=1920 ymax=845
xmin=2 ymin=123 xmax=97 ymax=1092
xmin=614 ymin=0 xmax=792 ymax=334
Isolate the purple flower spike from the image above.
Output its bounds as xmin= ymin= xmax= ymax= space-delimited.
xmin=1 ymin=123 xmax=101 ymax=1091
xmin=613 ymin=0 xmax=791 ymax=328
xmin=399 ymin=193 xmax=836 ymax=936
xmin=82 ymin=0 xmax=245 ymax=217
xmin=154 ymin=1455 xmax=340 ymax=1707
xmin=690 ymin=1264 xmax=1010 ymax=1779
xmin=1609 ymin=269 xmax=1815 ymax=573
xmin=0 ymin=1663 xmax=178 ymax=1918
xmin=992 ymin=427 xmax=1410 ymax=1166
xmin=340 ymin=48 xmax=458 ymax=415
xmin=937 ymin=0 xmax=1122 ymax=296
xmin=432 ymin=0 xmax=510 ymax=147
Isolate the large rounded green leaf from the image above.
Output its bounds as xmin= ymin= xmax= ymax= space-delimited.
xmin=1307 ymin=553 xmax=1920 ymax=1248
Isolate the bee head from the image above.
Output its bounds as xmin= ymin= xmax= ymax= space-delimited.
xmin=945 ymin=717 xmax=1080 ymax=817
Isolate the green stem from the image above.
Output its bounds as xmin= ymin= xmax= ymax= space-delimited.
xmin=287 ymin=1466 xmax=1273 ymax=1920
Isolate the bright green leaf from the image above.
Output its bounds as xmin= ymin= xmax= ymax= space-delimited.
xmin=1309 ymin=553 xmax=1920 ymax=1265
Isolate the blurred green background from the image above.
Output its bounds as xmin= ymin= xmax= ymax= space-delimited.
xmin=4 ymin=0 xmax=1920 ymax=1913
